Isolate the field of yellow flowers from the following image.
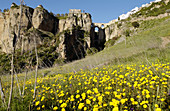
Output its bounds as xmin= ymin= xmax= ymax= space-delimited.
xmin=0 ymin=60 xmax=170 ymax=111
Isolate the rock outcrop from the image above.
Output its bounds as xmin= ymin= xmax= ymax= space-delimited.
xmin=57 ymin=11 xmax=93 ymax=59
xmin=58 ymin=13 xmax=92 ymax=33
xmin=0 ymin=5 xmax=34 ymax=52
xmin=105 ymin=24 xmax=118 ymax=41
xmin=32 ymin=5 xmax=58 ymax=33
xmin=58 ymin=26 xmax=86 ymax=61
xmin=0 ymin=5 xmax=95 ymax=62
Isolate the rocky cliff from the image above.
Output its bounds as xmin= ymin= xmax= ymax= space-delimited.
xmin=59 ymin=13 xmax=92 ymax=33
xmin=0 ymin=5 xmax=34 ymax=52
xmin=0 ymin=4 xmax=96 ymax=65
xmin=0 ymin=0 xmax=169 ymax=73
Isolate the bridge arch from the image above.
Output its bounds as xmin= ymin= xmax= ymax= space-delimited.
xmin=93 ymin=23 xmax=106 ymax=29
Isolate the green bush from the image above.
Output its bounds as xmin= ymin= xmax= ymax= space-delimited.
xmin=117 ymin=23 xmax=122 ymax=29
xmin=166 ymin=9 xmax=170 ymax=13
xmin=123 ymin=29 xmax=131 ymax=37
xmin=3 ymin=8 xmax=9 ymax=12
xmin=65 ymin=13 xmax=68 ymax=16
xmin=54 ymin=58 xmax=65 ymax=65
xmin=132 ymin=22 xmax=140 ymax=28
xmin=86 ymin=47 xmax=98 ymax=55
xmin=57 ymin=16 xmax=68 ymax=20
xmin=61 ymin=14 xmax=64 ymax=17
xmin=56 ymin=14 xmax=60 ymax=17
xmin=0 ymin=53 xmax=10 ymax=75
xmin=105 ymin=37 xmax=120 ymax=48
xmin=49 ymin=11 xmax=54 ymax=16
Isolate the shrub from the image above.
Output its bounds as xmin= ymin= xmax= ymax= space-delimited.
xmin=105 ymin=37 xmax=120 ymax=48
xmin=3 ymin=8 xmax=9 ymax=12
xmin=84 ymin=31 xmax=90 ymax=37
xmin=56 ymin=14 xmax=60 ymax=17
xmin=118 ymin=17 xmax=120 ymax=21
xmin=132 ymin=22 xmax=140 ymax=28
xmin=54 ymin=58 xmax=65 ymax=65
xmin=123 ymin=29 xmax=131 ymax=37
xmin=65 ymin=13 xmax=68 ymax=16
xmin=49 ymin=11 xmax=54 ymax=16
xmin=166 ymin=9 xmax=170 ymax=13
xmin=61 ymin=14 xmax=64 ymax=17
xmin=86 ymin=47 xmax=98 ymax=55
xmin=117 ymin=23 xmax=122 ymax=29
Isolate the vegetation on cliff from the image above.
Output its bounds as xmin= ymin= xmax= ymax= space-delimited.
xmin=132 ymin=0 xmax=170 ymax=17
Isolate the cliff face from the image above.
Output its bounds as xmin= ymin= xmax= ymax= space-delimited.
xmin=58 ymin=26 xmax=86 ymax=61
xmin=58 ymin=13 xmax=92 ymax=33
xmin=0 ymin=4 xmax=96 ymax=62
xmin=0 ymin=6 xmax=34 ymax=52
xmin=57 ymin=12 xmax=93 ymax=59
xmin=32 ymin=7 xmax=58 ymax=33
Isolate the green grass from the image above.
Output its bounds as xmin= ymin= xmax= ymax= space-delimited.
xmin=56 ymin=16 xmax=68 ymax=20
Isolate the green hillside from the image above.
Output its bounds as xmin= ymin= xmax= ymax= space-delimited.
xmin=42 ymin=16 xmax=170 ymax=75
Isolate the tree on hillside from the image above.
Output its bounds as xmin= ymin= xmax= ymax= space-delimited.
xmin=3 ymin=8 xmax=9 ymax=12
xmin=7 ymin=0 xmax=24 ymax=110
xmin=65 ymin=13 xmax=68 ymax=16
xmin=56 ymin=14 xmax=60 ymax=17
xmin=61 ymin=14 xmax=64 ymax=17
xmin=32 ymin=29 xmax=39 ymax=99
xmin=50 ymin=11 xmax=54 ymax=16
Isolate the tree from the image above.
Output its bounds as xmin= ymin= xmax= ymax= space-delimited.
xmin=33 ymin=29 xmax=39 ymax=99
xmin=7 ymin=0 xmax=24 ymax=110
xmin=3 ymin=8 xmax=9 ymax=12
xmin=50 ymin=11 xmax=54 ymax=16
xmin=56 ymin=14 xmax=60 ymax=17
xmin=65 ymin=13 xmax=68 ymax=16
xmin=118 ymin=17 xmax=120 ymax=21
xmin=117 ymin=23 xmax=122 ymax=29
xmin=61 ymin=14 xmax=64 ymax=17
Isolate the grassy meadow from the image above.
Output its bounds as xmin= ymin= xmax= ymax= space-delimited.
xmin=0 ymin=16 xmax=170 ymax=110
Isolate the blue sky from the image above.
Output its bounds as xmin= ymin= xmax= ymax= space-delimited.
xmin=0 ymin=0 xmax=153 ymax=23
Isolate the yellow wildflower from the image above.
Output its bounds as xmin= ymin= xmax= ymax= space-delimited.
xmin=155 ymin=108 xmax=162 ymax=111
xmin=37 ymin=107 xmax=40 ymax=110
xmin=78 ymin=103 xmax=84 ymax=109
xmin=42 ymin=105 xmax=45 ymax=108
xmin=86 ymin=99 xmax=91 ymax=104
xmin=143 ymin=104 xmax=147 ymax=108
xmin=35 ymin=101 xmax=40 ymax=106
xmin=53 ymin=106 xmax=58 ymax=110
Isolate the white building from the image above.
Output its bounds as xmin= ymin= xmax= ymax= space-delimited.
xmin=118 ymin=7 xmax=139 ymax=20
xmin=118 ymin=0 xmax=163 ymax=21
xmin=154 ymin=0 xmax=162 ymax=3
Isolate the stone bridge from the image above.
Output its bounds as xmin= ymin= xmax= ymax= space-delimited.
xmin=93 ymin=23 xmax=111 ymax=29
